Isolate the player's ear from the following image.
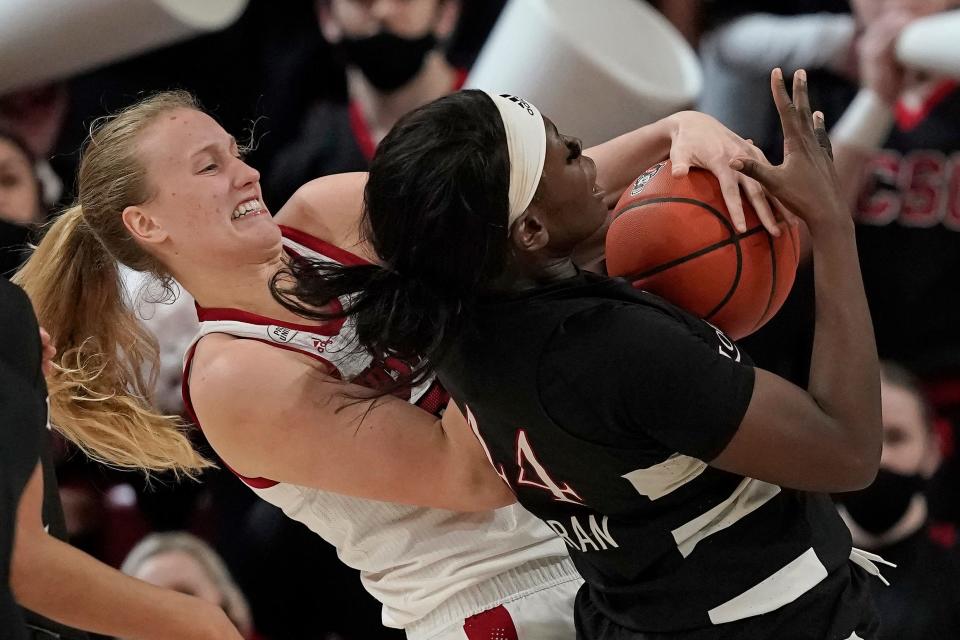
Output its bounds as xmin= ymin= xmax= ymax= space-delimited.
xmin=512 ymin=209 xmax=549 ymax=253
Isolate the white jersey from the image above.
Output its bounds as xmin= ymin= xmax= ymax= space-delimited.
xmin=182 ymin=226 xmax=574 ymax=636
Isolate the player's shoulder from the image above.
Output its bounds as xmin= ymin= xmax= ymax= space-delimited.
xmin=545 ymin=284 xmax=738 ymax=363
xmin=190 ymin=335 xmax=310 ymax=405
xmin=560 ymin=287 xmax=693 ymax=335
xmin=275 ymin=172 xmax=368 ymax=247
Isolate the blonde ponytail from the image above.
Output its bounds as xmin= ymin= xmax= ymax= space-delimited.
xmin=14 ymin=206 xmax=210 ymax=477
xmin=13 ymin=90 xmax=213 ymax=478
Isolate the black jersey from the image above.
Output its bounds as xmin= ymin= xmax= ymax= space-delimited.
xmin=855 ymin=81 xmax=960 ymax=373
xmin=0 ymin=280 xmax=41 ymax=640
xmin=439 ymin=273 xmax=876 ymax=638
xmin=0 ymin=280 xmax=88 ymax=640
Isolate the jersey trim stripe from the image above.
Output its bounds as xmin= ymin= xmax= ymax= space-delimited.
xmin=707 ymin=547 xmax=828 ymax=625
xmin=621 ymin=453 xmax=707 ymax=501
xmin=671 ymin=477 xmax=781 ymax=558
xmin=279 ymin=224 xmax=371 ymax=266
xmin=195 ymin=303 xmax=345 ymax=336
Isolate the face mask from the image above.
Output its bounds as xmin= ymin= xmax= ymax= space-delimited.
xmin=838 ymin=468 xmax=927 ymax=536
xmin=339 ymin=30 xmax=438 ymax=92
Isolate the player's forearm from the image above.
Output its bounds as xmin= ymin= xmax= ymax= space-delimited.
xmin=806 ymin=220 xmax=881 ymax=476
xmin=587 ymin=117 xmax=673 ymax=197
xmin=12 ymin=534 xmax=225 ymax=640
xmin=574 ymin=118 xmax=674 ymax=272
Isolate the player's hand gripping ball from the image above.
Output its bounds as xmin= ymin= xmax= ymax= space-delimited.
xmin=605 ymin=160 xmax=800 ymax=339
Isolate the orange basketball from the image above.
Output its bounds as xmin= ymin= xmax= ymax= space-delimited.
xmin=605 ymin=160 xmax=800 ymax=340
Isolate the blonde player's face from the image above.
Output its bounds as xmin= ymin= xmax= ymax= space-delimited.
xmin=131 ymin=108 xmax=281 ymax=267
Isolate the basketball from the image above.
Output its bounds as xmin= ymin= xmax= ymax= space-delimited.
xmin=605 ymin=160 xmax=800 ymax=340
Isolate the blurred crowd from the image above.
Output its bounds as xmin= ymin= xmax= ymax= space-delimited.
xmin=1 ymin=0 xmax=959 ymax=638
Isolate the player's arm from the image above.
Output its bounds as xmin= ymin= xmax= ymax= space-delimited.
xmin=714 ymin=68 xmax=881 ymax=492
xmin=586 ymin=111 xmax=781 ymax=237
xmin=188 ymin=336 xmax=516 ymax=511
xmin=11 ymin=463 xmax=243 ymax=640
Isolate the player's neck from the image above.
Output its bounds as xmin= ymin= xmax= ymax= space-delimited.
xmin=348 ymin=53 xmax=455 ymax=143
xmin=175 ymin=251 xmax=311 ymax=323
xmin=489 ymin=255 xmax=580 ymax=293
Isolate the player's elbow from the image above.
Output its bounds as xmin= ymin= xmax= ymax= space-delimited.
xmin=839 ymin=444 xmax=881 ymax=491
xmin=830 ymin=432 xmax=882 ymax=492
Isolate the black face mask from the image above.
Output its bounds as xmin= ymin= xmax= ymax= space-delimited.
xmin=838 ymin=468 xmax=927 ymax=536
xmin=339 ymin=30 xmax=438 ymax=92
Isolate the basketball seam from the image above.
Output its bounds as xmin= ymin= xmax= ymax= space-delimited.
xmin=750 ymin=230 xmax=778 ymax=333
xmin=615 ymin=196 xmax=766 ymax=327
xmin=704 ymin=235 xmax=742 ymax=321
xmin=624 ymin=225 xmax=766 ymax=280
xmin=615 ymin=197 xmax=737 ymax=234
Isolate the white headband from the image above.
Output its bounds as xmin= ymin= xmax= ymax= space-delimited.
xmin=485 ymin=92 xmax=547 ymax=233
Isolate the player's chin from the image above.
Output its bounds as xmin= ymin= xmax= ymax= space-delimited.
xmin=590 ymin=198 xmax=609 ymax=227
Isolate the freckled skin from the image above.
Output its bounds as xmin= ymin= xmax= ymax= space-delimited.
xmin=132 ymin=108 xmax=281 ymax=273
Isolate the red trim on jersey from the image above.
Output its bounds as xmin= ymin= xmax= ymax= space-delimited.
xmin=195 ymin=303 xmax=345 ymax=336
xmin=462 ymin=605 xmax=518 ymax=640
xmin=348 ymin=67 xmax=470 ymax=161
xmin=181 ymin=342 xmax=280 ymax=489
xmin=200 ymin=218 xmax=356 ymax=331
xmin=279 ymin=224 xmax=371 ymax=267
xmin=895 ymin=80 xmax=958 ymax=132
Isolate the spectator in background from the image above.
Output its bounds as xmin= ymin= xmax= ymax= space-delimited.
xmin=0 ymin=84 xmax=69 ymax=207
xmin=0 ymin=130 xmax=46 ymax=277
xmin=828 ymin=0 xmax=960 ymax=532
xmin=0 ymin=130 xmax=44 ymax=226
xmin=654 ymin=0 xmax=704 ymax=46
xmin=697 ymin=0 xmax=854 ymax=160
xmin=121 ymin=533 xmax=258 ymax=640
xmin=835 ymin=361 xmax=960 ymax=640
xmin=266 ymin=0 xmax=464 ymax=206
